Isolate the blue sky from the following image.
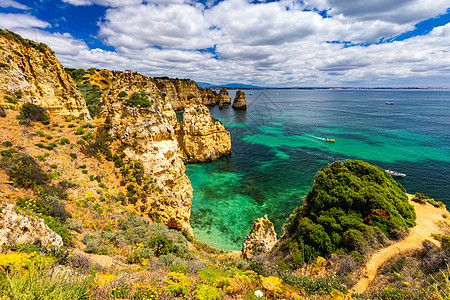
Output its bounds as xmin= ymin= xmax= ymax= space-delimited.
xmin=0 ymin=0 xmax=449 ymax=87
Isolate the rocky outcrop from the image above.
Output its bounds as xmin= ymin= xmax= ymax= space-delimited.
xmin=0 ymin=203 xmax=63 ymax=247
xmin=174 ymin=79 xmax=203 ymax=107
xmin=101 ymin=70 xmax=162 ymax=110
xmin=0 ymin=30 xmax=89 ymax=118
xmin=217 ymin=88 xmax=231 ymax=108
xmin=242 ymin=215 xmax=277 ymax=260
xmin=200 ymin=88 xmax=218 ymax=106
xmin=232 ymin=89 xmax=247 ymax=110
xmin=178 ymin=105 xmax=231 ymax=163
xmin=107 ymin=103 xmax=193 ymax=235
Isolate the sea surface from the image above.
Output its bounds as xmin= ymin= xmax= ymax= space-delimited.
xmin=185 ymin=89 xmax=450 ymax=251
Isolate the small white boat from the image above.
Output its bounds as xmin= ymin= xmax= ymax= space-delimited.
xmin=385 ymin=169 xmax=406 ymax=177
xmin=386 ymin=101 xmax=395 ymax=105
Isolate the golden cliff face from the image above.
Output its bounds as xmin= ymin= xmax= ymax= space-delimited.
xmin=102 ymin=70 xmax=162 ymax=108
xmin=179 ymin=105 xmax=231 ymax=163
xmin=217 ymin=88 xmax=231 ymax=108
xmin=232 ymin=89 xmax=247 ymax=110
xmin=0 ymin=30 xmax=89 ymax=118
xmin=107 ymin=103 xmax=193 ymax=235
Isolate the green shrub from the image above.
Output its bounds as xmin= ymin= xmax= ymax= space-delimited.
xmin=123 ymin=92 xmax=152 ymax=107
xmin=60 ymin=138 xmax=70 ymax=145
xmin=118 ymin=91 xmax=127 ymax=98
xmin=50 ymin=164 xmax=57 ymax=169
xmin=75 ymin=127 xmax=85 ymax=135
xmin=17 ymin=103 xmax=50 ymax=125
xmin=0 ymin=153 xmax=49 ymax=188
xmin=79 ymin=126 xmax=113 ymax=161
xmin=412 ymin=192 xmax=445 ymax=209
xmin=83 ymin=213 xmax=191 ymax=260
xmin=2 ymin=141 xmax=13 ymax=147
xmin=274 ymin=160 xmax=416 ymax=268
xmin=82 ymin=170 xmax=88 ymax=174
xmin=69 ymin=153 xmax=77 ymax=159
xmin=1 ymin=149 xmax=17 ymax=157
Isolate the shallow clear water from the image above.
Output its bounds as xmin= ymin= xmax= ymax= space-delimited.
xmin=186 ymin=89 xmax=450 ymax=251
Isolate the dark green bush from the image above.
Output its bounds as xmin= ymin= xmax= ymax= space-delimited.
xmin=118 ymin=91 xmax=127 ymax=98
xmin=60 ymin=138 xmax=70 ymax=145
xmin=69 ymin=153 xmax=78 ymax=159
xmin=123 ymin=92 xmax=152 ymax=107
xmin=79 ymin=126 xmax=113 ymax=161
xmin=17 ymin=103 xmax=50 ymax=125
xmin=0 ymin=153 xmax=49 ymax=188
xmin=274 ymin=160 xmax=416 ymax=268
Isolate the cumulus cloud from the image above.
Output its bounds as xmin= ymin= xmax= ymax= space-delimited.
xmin=61 ymin=0 xmax=143 ymax=7
xmin=304 ymin=0 xmax=450 ymax=24
xmin=0 ymin=0 xmax=29 ymax=9
xmin=0 ymin=13 xmax=50 ymax=30
xmin=99 ymin=3 xmax=216 ymax=50
xmin=4 ymin=0 xmax=450 ymax=87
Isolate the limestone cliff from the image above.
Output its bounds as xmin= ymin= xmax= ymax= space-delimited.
xmin=0 ymin=30 xmax=89 ymax=118
xmin=232 ymin=89 xmax=247 ymax=110
xmin=102 ymin=70 xmax=162 ymax=110
xmin=178 ymin=105 xmax=231 ymax=163
xmin=174 ymin=79 xmax=203 ymax=107
xmin=242 ymin=215 xmax=277 ymax=260
xmin=107 ymin=103 xmax=193 ymax=235
xmin=200 ymin=87 xmax=218 ymax=106
xmin=217 ymin=88 xmax=231 ymax=108
xmin=0 ymin=203 xmax=63 ymax=248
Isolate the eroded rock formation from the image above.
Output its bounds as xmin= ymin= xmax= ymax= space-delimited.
xmin=178 ymin=105 xmax=231 ymax=163
xmin=242 ymin=215 xmax=277 ymax=260
xmin=217 ymin=88 xmax=231 ymax=108
xmin=232 ymin=89 xmax=247 ymax=110
xmin=107 ymin=103 xmax=193 ymax=235
xmin=0 ymin=30 xmax=89 ymax=118
xmin=0 ymin=203 xmax=63 ymax=247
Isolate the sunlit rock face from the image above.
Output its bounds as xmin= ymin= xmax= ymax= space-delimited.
xmin=178 ymin=104 xmax=231 ymax=163
xmin=0 ymin=31 xmax=89 ymax=119
xmin=242 ymin=215 xmax=277 ymax=260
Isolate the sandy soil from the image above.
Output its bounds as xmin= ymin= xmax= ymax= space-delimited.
xmin=351 ymin=194 xmax=449 ymax=294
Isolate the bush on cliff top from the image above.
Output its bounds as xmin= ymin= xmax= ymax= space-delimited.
xmin=17 ymin=102 xmax=50 ymax=125
xmin=274 ymin=160 xmax=416 ymax=269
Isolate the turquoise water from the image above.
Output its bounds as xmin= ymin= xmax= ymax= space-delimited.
xmin=186 ymin=89 xmax=450 ymax=251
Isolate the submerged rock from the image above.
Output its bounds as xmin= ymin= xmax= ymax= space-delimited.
xmin=232 ymin=89 xmax=247 ymax=110
xmin=0 ymin=203 xmax=63 ymax=248
xmin=242 ymin=215 xmax=277 ymax=260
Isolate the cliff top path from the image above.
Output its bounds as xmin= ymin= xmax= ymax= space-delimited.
xmin=352 ymin=194 xmax=449 ymax=294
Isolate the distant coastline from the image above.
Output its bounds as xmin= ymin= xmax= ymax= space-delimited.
xmin=205 ymin=86 xmax=450 ymax=90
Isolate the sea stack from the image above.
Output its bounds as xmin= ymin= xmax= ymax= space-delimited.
xmin=232 ymin=89 xmax=247 ymax=110
xmin=242 ymin=215 xmax=277 ymax=260
xmin=178 ymin=104 xmax=231 ymax=163
xmin=217 ymin=88 xmax=231 ymax=107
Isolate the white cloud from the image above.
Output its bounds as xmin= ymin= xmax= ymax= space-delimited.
xmin=0 ymin=13 xmax=49 ymax=30
xmin=99 ymin=3 xmax=216 ymax=50
xmin=61 ymin=0 xmax=143 ymax=7
xmin=0 ymin=0 xmax=29 ymax=9
xmin=304 ymin=0 xmax=450 ymax=24
xmin=4 ymin=0 xmax=450 ymax=87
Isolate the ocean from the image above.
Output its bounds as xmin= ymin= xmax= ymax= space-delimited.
xmin=185 ymin=89 xmax=450 ymax=251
